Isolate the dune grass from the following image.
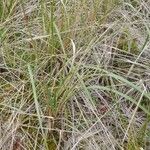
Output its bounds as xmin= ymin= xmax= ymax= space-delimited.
xmin=0 ymin=0 xmax=150 ymax=149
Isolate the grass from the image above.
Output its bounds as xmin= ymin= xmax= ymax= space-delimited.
xmin=0 ymin=0 xmax=150 ymax=149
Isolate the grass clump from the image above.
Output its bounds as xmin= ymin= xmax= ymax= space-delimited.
xmin=0 ymin=0 xmax=150 ymax=149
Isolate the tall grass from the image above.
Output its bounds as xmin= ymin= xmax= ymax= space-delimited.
xmin=0 ymin=0 xmax=150 ymax=149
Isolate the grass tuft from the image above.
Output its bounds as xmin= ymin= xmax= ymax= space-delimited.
xmin=0 ymin=0 xmax=150 ymax=149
